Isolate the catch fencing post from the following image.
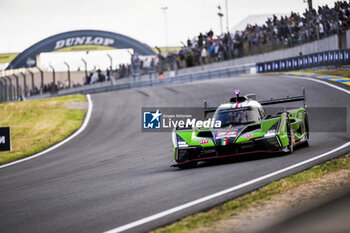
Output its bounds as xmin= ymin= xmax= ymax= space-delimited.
xmin=5 ymin=76 xmax=13 ymax=101
xmin=49 ymin=65 xmax=56 ymax=94
xmin=20 ymin=72 xmax=27 ymax=97
xmin=64 ymin=62 xmax=71 ymax=88
xmin=13 ymin=74 xmax=20 ymax=100
xmin=28 ymin=69 xmax=35 ymax=95
xmin=0 ymin=79 xmax=4 ymax=102
xmin=36 ymin=67 xmax=44 ymax=94
xmin=4 ymin=78 xmax=8 ymax=101
xmin=81 ymin=59 xmax=88 ymax=84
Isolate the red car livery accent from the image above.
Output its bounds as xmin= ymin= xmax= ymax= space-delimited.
xmin=200 ymin=139 xmax=210 ymax=144
xmin=242 ymin=134 xmax=254 ymax=139
xmin=291 ymin=131 xmax=295 ymax=145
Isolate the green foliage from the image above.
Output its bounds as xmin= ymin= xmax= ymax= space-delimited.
xmin=0 ymin=95 xmax=87 ymax=164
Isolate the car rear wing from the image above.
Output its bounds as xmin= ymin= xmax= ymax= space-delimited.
xmin=260 ymin=88 xmax=307 ymax=109
xmin=203 ymin=100 xmax=217 ymax=119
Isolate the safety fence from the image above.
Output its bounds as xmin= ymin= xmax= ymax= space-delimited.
xmin=17 ymin=64 xmax=254 ymax=100
xmin=0 ymin=67 xmax=71 ymax=102
xmin=256 ymin=49 xmax=350 ymax=73
xmin=0 ymin=66 xmax=159 ymax=103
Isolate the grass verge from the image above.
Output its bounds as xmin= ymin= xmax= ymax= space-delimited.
xmin=152 ymin=153 xmax=350 ymax=233
xmin=0 ymin=95 xmax=87 ymax=165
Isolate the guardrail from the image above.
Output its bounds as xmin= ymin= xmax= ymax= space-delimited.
xmin=256 ymin=49 xmax=350 ymax=73
xmin=27 ymin=63 xmax=255 ymax=98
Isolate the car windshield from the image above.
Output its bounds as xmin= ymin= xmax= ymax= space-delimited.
xmin=215 ymin=107 xmax=261 ymax=128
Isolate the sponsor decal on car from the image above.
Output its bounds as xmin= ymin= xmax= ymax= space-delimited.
xmin=200 ymin=139 xmax=210 ymax=144
xmin=242 ymin=134 xmax=254 ymax=139
xmin=221 ymin=138 xmax=228 ymax=146
xmin=216 ymin=131 xmax=237 ymax=138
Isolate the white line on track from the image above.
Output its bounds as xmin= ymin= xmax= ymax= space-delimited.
xmin=0 ymin=94 xmax=93 ymax=169
xmin=104 ymin=75 xmax=350 ymax=233
xmin=104 ymin=142 xmax=350 ymax=233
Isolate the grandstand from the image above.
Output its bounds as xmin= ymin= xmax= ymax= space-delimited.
xmin=230 ymin=13 xmax=287 ymax=32
xmin=1 ymin=1 xmax=350 ymax=102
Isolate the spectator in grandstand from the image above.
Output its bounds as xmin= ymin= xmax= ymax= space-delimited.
xmin=90 ymin=72 xmax=98 ymax=84
xmin=201 ymin=47 xmax=207 ymax=65
xmin=169 ymin=1 xmax=349 ymax=71
xmin=97 ymin=69 xmax=105 ymax=82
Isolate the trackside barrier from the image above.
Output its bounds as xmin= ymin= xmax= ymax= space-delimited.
xmin=33 ymin=63 xmax=255 ymax=97
xmin=256 ymin=49 xmax=350 ymax=73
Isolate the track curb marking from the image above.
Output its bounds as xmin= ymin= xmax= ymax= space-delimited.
xmin=0 ymin=94 xmax=93 ymax=169
xmin=281 ymin=72 xmax=350 ymax=86
xmin=281 ymin=74 xmax=350 ymax=95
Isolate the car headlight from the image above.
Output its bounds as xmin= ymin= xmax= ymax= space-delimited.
xmin=264 ymin=129 xmax=276 ymax=138
xmin=264 ymin=121 xmax=279 ymax=138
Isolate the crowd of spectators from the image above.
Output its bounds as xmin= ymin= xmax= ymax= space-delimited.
xmin=115 ymin=64 xmax=131 ymax=78
xmin=81 ymin=55 xmax=159 ymax=87
xmin=39 ymin=1 xmax=350 ymax=92
xmin=40 ymin=81 xmax=82 ymax=94
xmin=165 ymin=1 xmax=350 ymax=69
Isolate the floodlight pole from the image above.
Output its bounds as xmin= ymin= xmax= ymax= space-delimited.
xmin=218 ymin=12 xmax=224 ymax=35
xmin=307 ymin=0 xmax=313 ymax=11
xmin=161 ymin=6 xmax=169 ymax=53
xmin=225 ymin=0 xmax=229 ymax=32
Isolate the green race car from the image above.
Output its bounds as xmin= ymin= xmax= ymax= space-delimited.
xmin=172 ymin=89 xmax=310 ymax=168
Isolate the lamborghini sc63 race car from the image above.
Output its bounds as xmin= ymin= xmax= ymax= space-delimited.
xmin=172 ymin=90 xmax=309 ymax=168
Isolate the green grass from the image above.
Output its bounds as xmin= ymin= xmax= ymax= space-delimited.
xmin=152 ymin=153 xmax=350 ymax=233
xmin=0 ymin=95 xmax=87 ymax=164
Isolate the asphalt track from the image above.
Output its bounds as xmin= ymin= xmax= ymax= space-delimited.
xmin=0 ymin=74 xmax=349 ymax=233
